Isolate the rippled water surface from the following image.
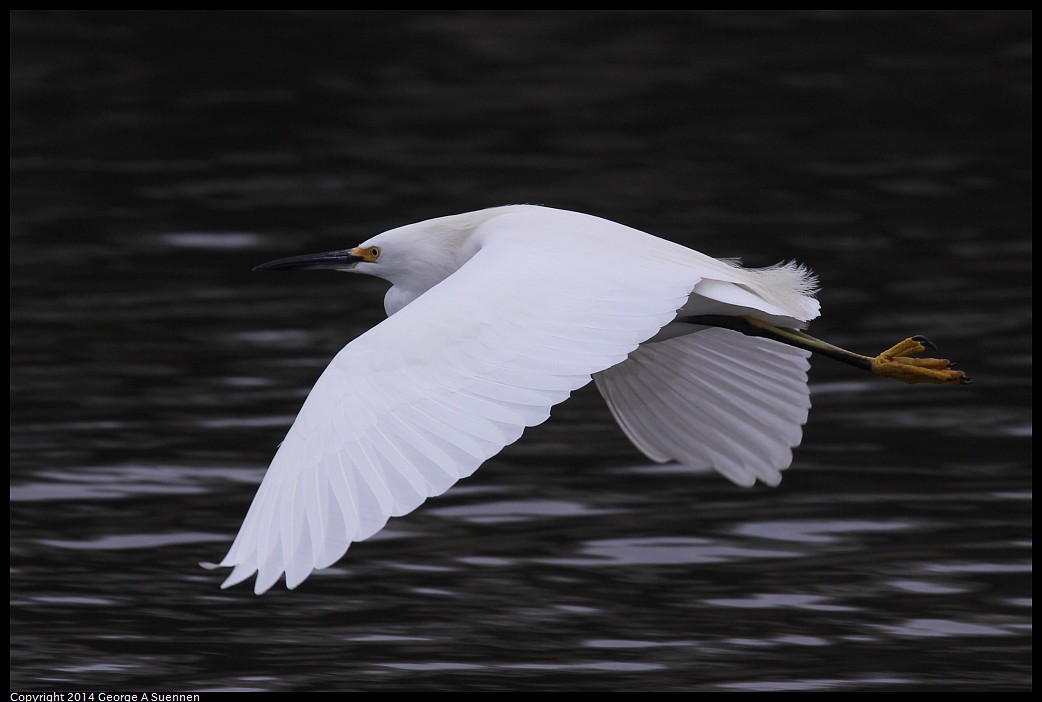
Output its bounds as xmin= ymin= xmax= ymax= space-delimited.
xmin=10 ymin=11 xmax=1031 ymax=691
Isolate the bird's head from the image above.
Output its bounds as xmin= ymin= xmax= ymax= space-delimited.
xmin=253 ymin=209 xmax=500 ymax=288
xmin=252 ymin=232 xmax=444 ymax=291
xmin=253 ymin=226 xmax=469 ymax=317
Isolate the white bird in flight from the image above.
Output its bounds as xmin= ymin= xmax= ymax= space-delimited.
xmin=212 ymin=205 xmax=967 ymax=594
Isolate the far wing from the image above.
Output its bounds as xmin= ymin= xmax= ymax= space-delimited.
xmin=217 ymin=235 xmax=698 ymax=593
xmin=594 ymin=328 xmax=812 ymax=487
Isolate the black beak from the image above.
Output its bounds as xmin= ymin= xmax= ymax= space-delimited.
xmin=253 ymin=249 xmax=364 ymax=272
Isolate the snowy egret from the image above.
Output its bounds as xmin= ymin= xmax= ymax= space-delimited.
xmin=213 ymin=205 xmax=967 ymax=594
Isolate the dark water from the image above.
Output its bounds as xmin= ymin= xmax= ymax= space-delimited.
xmin=10 ymin=11 xmax=1031 ymax=691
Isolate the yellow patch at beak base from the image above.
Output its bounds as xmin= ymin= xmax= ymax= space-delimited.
xmin=350 ymin=246 xmax=381 ymax=263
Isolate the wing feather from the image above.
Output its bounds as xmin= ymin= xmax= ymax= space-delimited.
xmin=594 ymin=328 xmax=812 ymax=487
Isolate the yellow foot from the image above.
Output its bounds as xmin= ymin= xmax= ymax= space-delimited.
xmin=871 ymin=336 xmax=969 ymax=385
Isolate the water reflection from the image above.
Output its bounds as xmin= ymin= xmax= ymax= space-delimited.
xmin=704 ymin=594 xmax=857 ymax=612
xmin=734 ymin=519 xmax=914 ymax=543
xmin=872 ymin=619 xmax=1017 ymax=638
xmin=431 ymin=498 xmax=611 ymax=523
xmin=560 ymin=537 xmax=802 ymax=566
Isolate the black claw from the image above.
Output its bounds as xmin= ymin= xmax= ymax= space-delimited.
xmin=960 ymin=377 xmax=974 ymax=385
xmin=911 ymin=334 xmax=937 ymax=350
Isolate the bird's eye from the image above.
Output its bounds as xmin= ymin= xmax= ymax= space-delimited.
xmin=369 ymin=246 xmax=381 ymax=260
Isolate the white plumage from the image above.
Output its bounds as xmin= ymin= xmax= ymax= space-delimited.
xmin=216 ymin=205 xmax=820 ymax=593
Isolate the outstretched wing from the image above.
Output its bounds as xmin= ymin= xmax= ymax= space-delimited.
xmin=217 ymin=232 xmax=699 ymax=593
xmin=594 ymin=328 xmax=812 ymax=488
